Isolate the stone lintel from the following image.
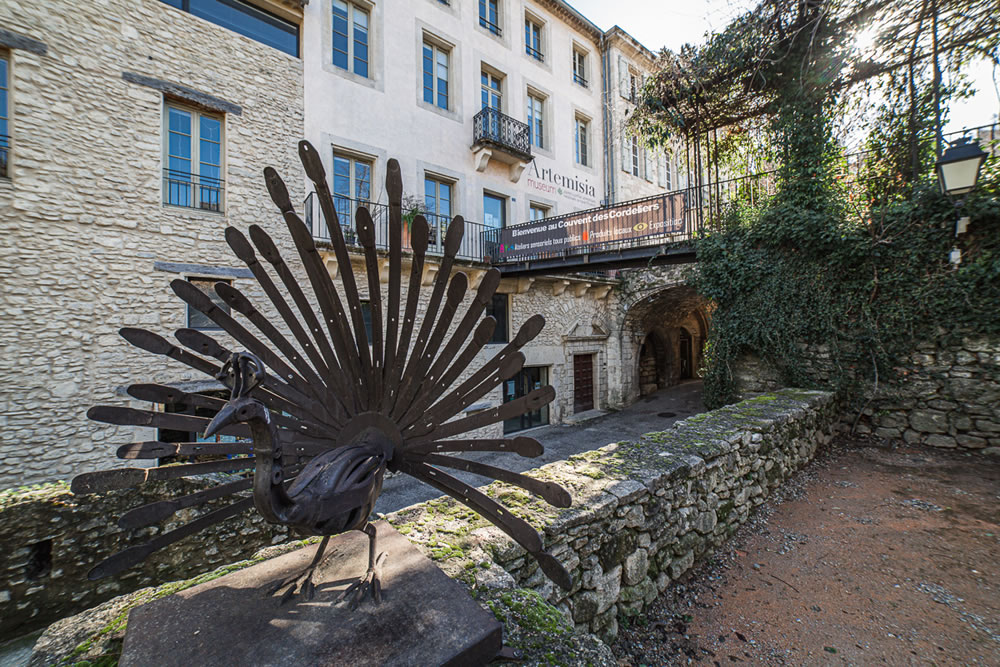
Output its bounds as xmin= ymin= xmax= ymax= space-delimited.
xmin=153 ymin=261 xmax=253 ymax=280
xmin=122 ymin=72 xmax=242 ymax=116
xmin=0 ymin=28 xmax=48 ymax=56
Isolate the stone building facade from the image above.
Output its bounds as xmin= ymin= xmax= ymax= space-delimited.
xmin=0 ymin=0 xmax=708 ymax=488
xmin=0 ymin=0 xmax=307 ymax=487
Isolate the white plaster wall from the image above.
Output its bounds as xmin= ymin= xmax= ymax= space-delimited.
xmin=302 ymin=0 xmax=606 ymax=225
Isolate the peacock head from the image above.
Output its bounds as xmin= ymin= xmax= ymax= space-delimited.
xmin=204 ymin=352 xmax=269 ymax=437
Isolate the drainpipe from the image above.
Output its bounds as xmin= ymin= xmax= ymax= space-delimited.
xmin=600 ymin=33 xmax=614 ymax=206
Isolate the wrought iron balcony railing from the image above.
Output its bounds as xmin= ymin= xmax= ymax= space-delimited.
xmin=163 ymin=169 xmax=224 ymax=212
xmin=0 ymin=134 xmax=9 ymax=179
xmin=473 ymin=107 xmax=532 ymax=161
xmin=304 ymin=193 xmax=491 ymax=262
xmin=573 ymin=72 xmax=588 ymax=87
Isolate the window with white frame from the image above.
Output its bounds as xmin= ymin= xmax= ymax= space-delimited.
xmin=332 ymin=151 xmax=372 ymax=234
xmin=529 ymin=203 xmax=548 ymax=221
xmin=481 ymin=70 xmax=502 ymax=110
xmin=424 ymin=174 xmax=453 ymax=243
xmin=524 ymin=16 xmax=543 ymax=61
xmin=422 ymin=40 xmax=449 ymax=110
xmin=575 ymin=116 xmax=589 ymax=166
xmin=332 ymin=0 xmax=369 ymax=78
xmin=479 ymin=0 xmax=501 ymax=35
xmin=0 ymin=54 xmax=9 ymax=179
xmin=629 ymin=69 xmax=639 ymax=102
xmin=572 ymin=48 xmax=587 ymax=86
xmin=527 ymin=93 xmax=544 ymax=149
xmin=164 ymin=104 xmax=223 ymax=211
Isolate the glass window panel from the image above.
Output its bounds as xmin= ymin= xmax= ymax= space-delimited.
xmin=187 ymin=279 xmax=231 ymax=330
xmin=333 ymin=156 xmax=351 ymax=197
xmin=439 ymin=183 xmax=451 ymax=217
xmin=424 ymin=178 xmax=436 ymax=214
xmin=488 ymin=293 xmax=508 ymax=344
xmin=199 ymin=116 xmax=221 ymax=142
xmin=332 ymin=1 xmax=349 ymax=70
xmin=169 ymin=108 xmax=191 ymax=134
xmin=483 ymin=193 xmax=505 ymax=230
xmin=188 ymin=0 xmax=298 ymax=57
xmin=437 ymin=82 xmax=447 ymax=110
xmin=355 ymin=160 xmax=371 ymax=200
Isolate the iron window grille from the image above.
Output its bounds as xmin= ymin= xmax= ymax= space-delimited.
xmin=479 ymin=0 xmax=501 ymax=35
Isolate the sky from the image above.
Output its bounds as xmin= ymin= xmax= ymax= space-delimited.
xmin=567 ymin=0 xmax=998 ymax=133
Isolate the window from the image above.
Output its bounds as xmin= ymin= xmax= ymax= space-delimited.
xmin=160 ymin=0 xmax=299 ymax=57
xmin=479 ymin=0 xmax=501 ymax=35
xmin=332 ymin=152 xmax=373 ymax=228
xmin=526 ymin=94 xmax=544 ymax=149
xmin=164 ymin=104 xmax=224 ymax=211
xmin=503 ymin=366 xmax=548 ymax=432
xmin=529 ymin=204 xmax=548 ymax=221
xmin=187 ymin=278 xmax=231 ymax=330
xmin=333 ymin=0 xmax=369 ymax=78
xmin=524 ymin=17 xmax=542 ymax=61
xmin=483 ymin=192 xmax=505 ymax=230
xmin=575 ymin=116 xmax=589 ymax=166
xmin=424 ymin=175 xmax=453 ymax=242
xmin=573 ymin=48 xmax=587 ymax=86
xmin=0 ymin=55 xmax=8 ymax=179
xmin=629 ymin=69 xmax=640 ymax=102
xmin=422 ymin=41 xmax=449 ymax=110
xmin=487 ymin=293 xmax=509 ymax=344
xmin=481 ymin=71 xmax=502 ymax=111
xmin=631 ymin=135 xmax=640 ymax=177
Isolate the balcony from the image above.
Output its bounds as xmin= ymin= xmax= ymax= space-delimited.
xmin=472 ymin=107 xmax=532 ymax=182
xmin=163 ymin=169 xmax=224 ymax=213
xmin=304 ymin=193 xmax=490 ymax=263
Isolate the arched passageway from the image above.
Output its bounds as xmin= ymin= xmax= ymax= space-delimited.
xmin=623 ymin=284 xmax=710 ymax=403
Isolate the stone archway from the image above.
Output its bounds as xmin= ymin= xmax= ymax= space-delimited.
xmin=621 ymin=283 xmax=710 ymax=403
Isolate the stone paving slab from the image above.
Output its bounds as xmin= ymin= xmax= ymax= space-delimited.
xmin=119 ymin=521 xmax=501 ymax=667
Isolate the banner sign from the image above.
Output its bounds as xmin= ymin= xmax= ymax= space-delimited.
xmin=494 ymin=192 xmax=687 ymax=261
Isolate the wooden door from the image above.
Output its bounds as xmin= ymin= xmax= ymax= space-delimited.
xmin=573 ymin=354 xmax=594 ymax=413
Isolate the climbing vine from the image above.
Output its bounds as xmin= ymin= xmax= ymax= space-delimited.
xmin=630 ymin=0 xmax=1000 ymax=408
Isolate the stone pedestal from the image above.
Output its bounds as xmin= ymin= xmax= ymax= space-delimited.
xmin=119 ymin=521 xmax=501 ymax=666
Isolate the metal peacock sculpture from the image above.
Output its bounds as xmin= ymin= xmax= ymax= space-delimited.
xmin=72 ymin=141 xmax=572 ymax=606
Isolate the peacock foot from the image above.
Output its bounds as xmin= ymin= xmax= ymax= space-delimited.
xmin=338 ymin=551 xmax=387 ymax=609
xmin=265 ymin=537 xmax=331 ymax=604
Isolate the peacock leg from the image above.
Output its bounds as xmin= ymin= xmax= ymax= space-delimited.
xmin=338 ymin=522 xmax=387 ymax=609
xmin=265 ymin=535 xmax=331 ymax=604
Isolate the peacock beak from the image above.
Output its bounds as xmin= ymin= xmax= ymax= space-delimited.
xmin=203 ymin=401 xmax=239 ymax=439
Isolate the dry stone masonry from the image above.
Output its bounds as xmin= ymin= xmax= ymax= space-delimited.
xmin=387 ymin=388 xmax=837 ymax=641
xmin=1 ymin=389 xmax=834 ymax=645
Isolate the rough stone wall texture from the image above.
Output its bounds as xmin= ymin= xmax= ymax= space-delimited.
xmin=0 ymin=478 xmax=293 ymax=639
xmin=0 ymin=0 xmax=305 ymax=487
xmin=0 ymin=388 xmax=833 ymax=643
xmin=733 ymin=336 xmax=1000 ymax=451
xmin=386 ymin=388 xmax=837 ymax=642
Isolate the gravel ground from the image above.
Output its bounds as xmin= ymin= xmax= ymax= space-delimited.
xmin=612 ymin=436 xmax=1000 ymax=666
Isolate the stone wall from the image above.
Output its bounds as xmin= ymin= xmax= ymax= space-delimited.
xmin=0 ymin=478 xmax=293 ymax=639
xmin=387 ymin=388 xmax=837 ymax=641
xmin=733 ymin=336 xmax=1000 ymax=451
xmin=0 ymin=0 xmax=305 ymax=487
xmin=0 ymin=388 xmax=834 ymax=643
xmin=856 ymin=337 xmax=1000 ymax=450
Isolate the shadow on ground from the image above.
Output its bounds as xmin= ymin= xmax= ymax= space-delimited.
xmin=613 ymin=436 xmax=1000 ymax=665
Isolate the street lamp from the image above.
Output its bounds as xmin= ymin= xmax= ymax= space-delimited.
xmin=935 ymin=136 xmax=988 ymax=196
xmin=935 ymin=136 xmax=989 ymax=266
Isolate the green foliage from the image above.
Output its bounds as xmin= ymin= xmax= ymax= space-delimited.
xmin=695 ymin=173 xmax=1000 ymax=408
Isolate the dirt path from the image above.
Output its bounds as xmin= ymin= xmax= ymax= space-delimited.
xmin=613 ymin=437 xmax=1000 ymax=666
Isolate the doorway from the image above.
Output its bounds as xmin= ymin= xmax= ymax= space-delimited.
xmin=679 ymin=328 xmax=692 ymax=380
xmin=573 ymin=353 xmax=595 ymax=413
xmin=503 ymin=366 xmax=549 ymax=433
